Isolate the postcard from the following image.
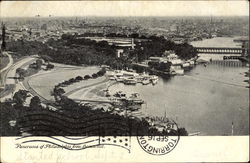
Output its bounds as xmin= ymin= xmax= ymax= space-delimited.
xmin=0 ymin=1 xmax=249 ymax=162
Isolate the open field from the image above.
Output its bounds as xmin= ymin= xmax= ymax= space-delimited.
xmin=28 ymin=66 xmax=102 ymax=101
xmin=67 ymin=80 xmax=113 ymax=100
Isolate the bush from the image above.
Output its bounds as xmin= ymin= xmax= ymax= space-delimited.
xmin=75 ymin=76 xmax=83 ymax=81
xmin=46 ymin=63 xmax=54 ymax=69
xmin=92 ymin=73 xmax=98 ymax=78
xmin=97 ymin=69 xmax=106 ymax=76
xmin=69 ymin=78 xmax=75 ymax=83
xmin=84 ymin=75 xmax=91 ymax=80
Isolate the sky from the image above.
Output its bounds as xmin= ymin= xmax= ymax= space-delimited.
xmin=0 ymin=1 xmax=249 ymax=17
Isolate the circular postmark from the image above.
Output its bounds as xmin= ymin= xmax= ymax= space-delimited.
xmin=137 ymin=120 xmax=180 ymax=155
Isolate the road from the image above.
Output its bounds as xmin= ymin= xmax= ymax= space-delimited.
xmin=0 ymin=56 xmax=37 ymax=100
xmin=1 ymin=55 xmax=109 ymax=108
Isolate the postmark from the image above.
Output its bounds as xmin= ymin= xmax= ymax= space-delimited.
xmin=137 ymin=120 xmax=180 ymax=155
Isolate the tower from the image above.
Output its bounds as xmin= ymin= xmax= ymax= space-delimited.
xmin=1 ymin=23 xmax=6 ymax=50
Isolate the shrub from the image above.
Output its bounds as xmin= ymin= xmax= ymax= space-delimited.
xmin=69 ymin=78 xmax=75 ymax=83
xmin=46 ymin=63 xmax=54 ymax=69
xmin=84 ymin=75 xmax=91 ymax=80
xmin=75 ymin=76 xmax=83 ymax=81
xmin=92 ymin=73 xmax=98 ymax=78
xmin=97 ymin=69 xmax=106 ymax=76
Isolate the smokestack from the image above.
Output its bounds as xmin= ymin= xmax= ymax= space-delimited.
xmin=231 ymin=121 xmax=234 ymax=136
xmin=131 ymin=38 xmax=135 ymax=50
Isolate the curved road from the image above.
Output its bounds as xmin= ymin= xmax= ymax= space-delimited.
xmin=0 ymin=56 xmax=37 ymax=99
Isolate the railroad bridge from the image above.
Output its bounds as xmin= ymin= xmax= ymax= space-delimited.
xmin=194 ymin=47 xmax=247 ymax=55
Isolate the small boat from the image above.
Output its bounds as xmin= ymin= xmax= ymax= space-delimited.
xmin=189 ymin=60 xmax=195 ymax=65
xmin=123 ymin=78 xmax=137 ymax=85
xmin=116 ymin=76 xmax=125 ymax=82
xmin=151 ymin=78 xmax=158 ymax=85
xmin=175 ymin=69 xmax=184 ymax=75
xmin=170 ymin=70 xmax=177 ymax=75
xmin=126 ymin=93 xmax=144 ymax=111
xmin=142 ymin=79 xmax=151 ymax=85
xmin=182 ymin=62 xmax=190 ymax=68
xmin=150 ymin=75 xmax=159 ymax=84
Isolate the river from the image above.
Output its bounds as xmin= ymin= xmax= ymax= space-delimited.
xmin=109 ymin=37 xmax=249 ymax=135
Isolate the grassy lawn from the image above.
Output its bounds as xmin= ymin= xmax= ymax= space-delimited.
xmin=0 ymin=55 xmax=9 ymax=70
xmin=28 ymin=66 xmax=101 ymax=101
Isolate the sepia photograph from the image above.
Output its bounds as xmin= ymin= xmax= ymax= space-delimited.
xmin=0 ymin=0 xmax=249 ymax=162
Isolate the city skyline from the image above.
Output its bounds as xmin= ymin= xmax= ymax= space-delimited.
xmin=0 ymin=1 xmax=249 ymax=17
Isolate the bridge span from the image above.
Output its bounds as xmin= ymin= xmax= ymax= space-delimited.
xmin=194 ymin=47 xmax=246 ymax=55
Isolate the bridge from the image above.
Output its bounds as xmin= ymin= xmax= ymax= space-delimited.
xmin=194 ymin=47 xmax=246 ymax=55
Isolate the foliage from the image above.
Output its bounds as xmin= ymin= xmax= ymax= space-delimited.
xmin=0 ymin=102 xmax=21 ymax=136
xmin=52 ymin=87 xmax=65 ymax=101
xmin=6 ymin=33 xmax=197 ymax=69
xmin=13 ymin=90 xmax=29 ymax=107
xmin=75 ymin=76 xmax=83 ymax=81
xmin=30 ymin=96 xmax=42 ymax=109
xmin=46 ymin=63 xmax=54 ymax=69
xmin=16 ymin=68 xmax=26 ymax=78
xmin=84 ymin=75 xmax=91 ymax=80
xmin=92 ymin=73 xmax=98 ymax=78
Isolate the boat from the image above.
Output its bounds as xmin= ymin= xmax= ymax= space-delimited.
xmin=109 ymin=77 xmax=116 ymax=80
xmin=168 ymin=55 xmax=184 ymax=75
xmin=142 ymin=79 xmax=151 ymax=85
xmin=188 ymin=60 xmax=195 ymax=65
xmin=126 ymin=93 xmax=144 ymax=111
xmin=116 ymin=76 xmax=125 ymax=82
xmin=170 ymin=68 xmax=184 ymax=75
xmin=170 ymin=70 xmax=177 ymax=75
xmin=175 ymin=69 xmax=184 ymax=75
xmin=150 ymin=75 xmax=159 ymax=84
xmin=182 ymin=62 xmax=190 ymax=68
xmin=123 ymin=77 xmax=137 ymax=85
xmin=151 ymin=78 xmax=158 ymax=85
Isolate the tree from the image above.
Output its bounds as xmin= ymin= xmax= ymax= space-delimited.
xmin=177 ymin=128 xmax=188 ymax=136
xmin=46 ymin=63 xmax=54 ymax=69
xmin=13 ymin=90 xmax=29 ymax=106
xmin=92 ymin=73 xmax=98 ymax=78
xmin=97 ymin=68 xmax=106 ymax=76
xmin=35 ymin=59 xmax=43 ymax=69
xmin=16 ymin=68 xmax=26 ymax=78
xmin=30 ymin=96 xmax=41 ymax=109
xmin=84 ymin=75 xmax=91 ymax=80
xmin=52 ymin=87 xmax=65 ymax=101
xmin=1 ymin=23 xmax=6 ymax=50
xmin=69 ymin=78 xmax=75 ymax=83
xmin=75 ymin=76 xmax=83 ymax=81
